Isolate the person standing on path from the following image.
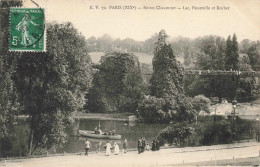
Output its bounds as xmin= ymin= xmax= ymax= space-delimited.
xmin=156 ymin=138 xmax=160 ymax=151
xmin=96 ymin=141 xmax=102 ymax=153
xmin=152 ymin=138 xmax=156 ymax=151
xmin=141 ymin=137 xmax=146 ymax=153
xmin=123 ymin=138 xmax=128 ymax=153
xmin=114 ymin=142 xmax=119 ymax=155
xmin=84 ymin=139 xmax=91 ymax=156
xmin=137 ymin=138 xmax=142 ymax=154
xmin=105 ymin=141 xmax=112 ymax=156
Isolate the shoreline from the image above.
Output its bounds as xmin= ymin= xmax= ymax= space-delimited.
xmin=18 ymin=112 xmax=137 ymax=121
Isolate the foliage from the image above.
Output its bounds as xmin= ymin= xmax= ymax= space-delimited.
xmin=13 ymin=22 xmax=92 ymax=155
xmin=225 ymin=34 xmax=239 ymax=71
xmin=246 ymin=41 xmax=260 ymax=71
xmin=86 ymin=52 xmax=145 ymax=113
xmin=157 ymin=122 xmax=195 ymax=147
xmin=192 ymin=95 xmax=211 ymax=113
xmin=184 ymin=36 xmax=226 ymax=101
xmin=150 ymin=30 xmax=184 ymax=98
xmin=137 ymin=96 xmax=169 ymax=123
xmin=138 ymin=94 xmax=210 ymax=124
xmin=0 ymin=0 xmax=23 ymax=157
xmin=157 ymin=116 xmax=251 ymax=147
xmin=87 ymin=34 xmax=146 ymax=53
xmin=184 ymin=35 xmax=258 ymax=102
xmin=195 ymin=36 xmax=226 ymax=70
xmin=199 ymin=118 xmax=232 ymax=145
xmin=236 ymin=78 xmax=258 ymax=102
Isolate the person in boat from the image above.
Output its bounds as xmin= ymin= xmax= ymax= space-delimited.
xmin=104 ymin=131 xmax=108 ymax=135
xmin=105 ymin=141 xmax=112 ymax=156
xmin=111 ymin=130 xmax=115 ymax=135
xmin=114 ymin=142 xmax=119 ymax=155
xmin=94 ymin=126 xmax=98 ymax=134
xmin=98 ymin=128 xmax=102 ymax=135
xmin=84 ymin=139 xmax=91 ymax=156
xmin=123 ymin=138 xmax=128 ymax=153
xmin=108 ymin=130 xmax=115 ymax=135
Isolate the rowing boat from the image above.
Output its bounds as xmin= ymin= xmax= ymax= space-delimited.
xmin=79 ymin=130 xmax=121 ymax=140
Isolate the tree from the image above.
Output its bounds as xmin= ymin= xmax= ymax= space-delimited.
xmin=185 ymin=36 xmax=226 ymax=102
xmin=0 ymin=0 xmax=23 ymax=157
xmin=150 ymin=30 xmax=184 ymax=98
xmin=86 ymin=36 xmax=97 ymax=52
xmin=158 ymin=122 xmax=195 ymax=146
xmin=87 ymin=52 xmax=145 ymax=113
xmin=96 ymin=34 xmax=113 ymax=51
xmin=239 ymin=39 xmax=251 ymax=54
xmin=143 ymin=33 xmax=158 ymax=54
xmin=236 ymin=54 xmax=258 ymax=101
xmin=139 ymin=30 xmax=203 ymax=123
xmin=137 ymin=96 xmax=168 ymax=123
xmin=191 ymin=95 xmax=211 ymax=114
xmin=247 ymin=41 xmax=260 ymax=71
xmin=225 ymin=34 xmax=239 ymax=71
xmin=14 ymin=22 xmax=92 ymax=155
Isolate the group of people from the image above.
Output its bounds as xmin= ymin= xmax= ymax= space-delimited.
xmin=84 ymin=136 xmax=160 ymax=156
xmin=94 ymin=126 xmax=115 ymax=135
xmin=84 ymin=138 xmax=128 ymax=156
xmin=151 ymin=138 xmax=160 ymax=151
xmin=137 ymin=137 xmax=149 ymax=153
xmin=137 ymin=137 xmax=160 ymax=153
xmin=104 ymin=140 xmax=120 ymax=156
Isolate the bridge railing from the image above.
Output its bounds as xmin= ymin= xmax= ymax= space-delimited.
xmin=143 ymin=70 xmax=260 ymax=78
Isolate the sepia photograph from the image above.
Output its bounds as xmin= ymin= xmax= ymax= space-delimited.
xmin=0 ymin=0 xmax=260 ymax=166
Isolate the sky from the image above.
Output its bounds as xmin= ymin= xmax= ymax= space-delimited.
xmin=23 ymin=0 xmax=260 ymax=42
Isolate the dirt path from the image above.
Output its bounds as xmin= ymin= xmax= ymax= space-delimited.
xmin=1 ymin=141 xmax=259 ymax=167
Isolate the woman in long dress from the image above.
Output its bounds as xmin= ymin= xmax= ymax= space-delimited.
xmin=114 ymin=142 xmax=119 ymax=155
xmin=105 ymin=141 xmax=111 ymax=156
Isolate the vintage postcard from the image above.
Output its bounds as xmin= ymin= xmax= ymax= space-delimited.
xmin=0 ymin=0 xmax=259 ymax=166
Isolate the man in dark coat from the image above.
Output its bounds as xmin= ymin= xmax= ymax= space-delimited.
xmin=156 ymin=139 xmax=160 ymax=151
xmin=137 ymin=138 xmax=142 ymax=154
xmin=152 ymin=138 xmax=156 ymax=151
xmin=141 ymin=137 xmax=146 ymax=153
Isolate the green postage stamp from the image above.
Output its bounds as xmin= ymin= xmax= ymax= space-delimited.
xmin=10 ymin=8 xmax=45 ymax=52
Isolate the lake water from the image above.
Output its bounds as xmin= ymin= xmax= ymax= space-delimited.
xmin=9 ymin=116 xmax=259 ymax=157
xmin=14 ymin=119 xmax=167 ymax=155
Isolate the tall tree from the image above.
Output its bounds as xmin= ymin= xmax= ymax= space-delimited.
xmin=225 ymin=34 xmax=239 ymax=71
xmin=0 ymin=0 xmax=22 ymax=157
xmin=15 ymin=22 xmax=92 ymax=155
xmin=232 ymin=34 xmax=239 ymax=70
xmin=87 ymin=52 xmax=145 ymax=113
xmin=150 ymin=30 xmax=184 ymax=98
